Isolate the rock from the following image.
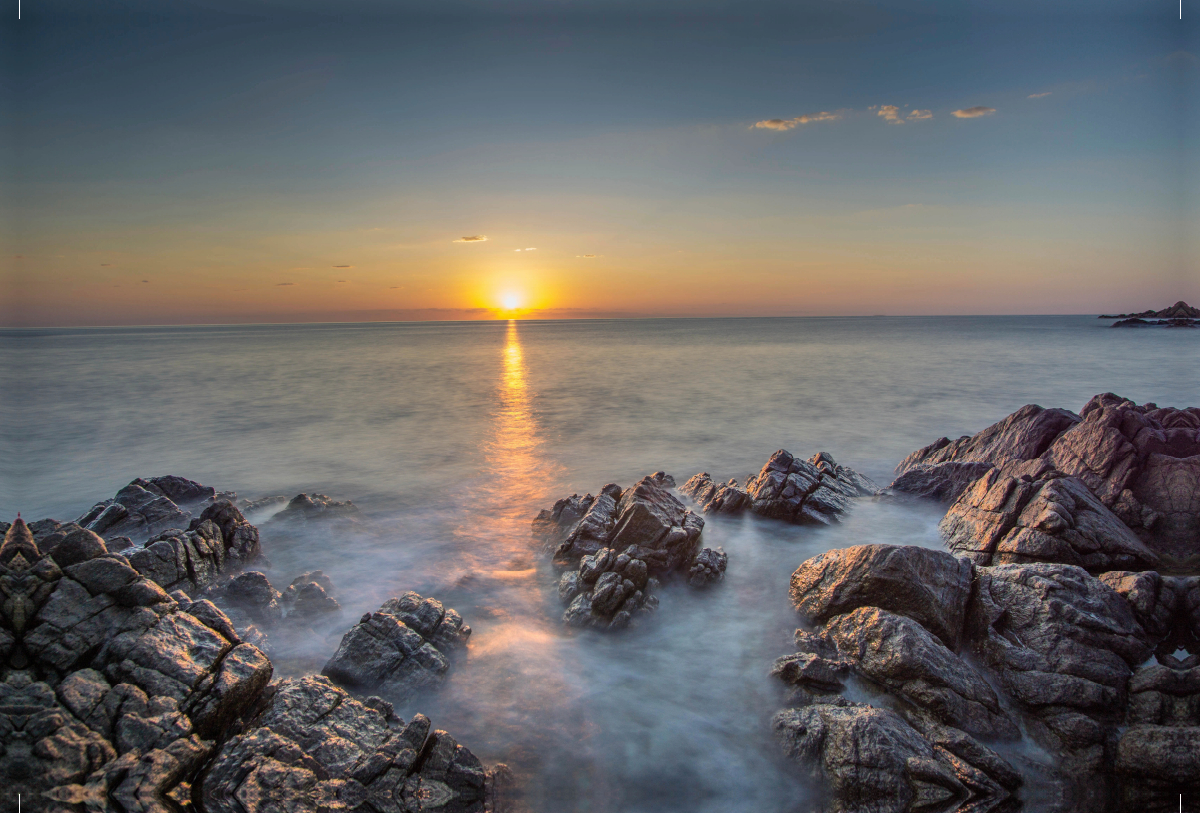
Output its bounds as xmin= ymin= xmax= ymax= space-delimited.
xmin=966 ymin=563 xmax=1151 ymax=734
xmin=125 ymin=501 xmax=260 ymax=593
xmin=941 ymin=469 xmax=1159 ymax=572
xmin=75 ymin=476 xmax=218 ymax=543
xmin=322 ymin=592 xmax=470 ymax=702
xmin=48 ymin=527 xmax=109 ymax=568
xmin=689 ymin=450 xmax=877 ymax=525
xmin=883 ymin=460 xmax=995 ymax=504
xmin=557 ymin=546 xmax=659 ymax=630
xmin=789 ymin=544 xmax=974 ymax=650
xmin=678 ymin=473 xmax=751 ymax=514
xmin=687 ymin=547 xmax=727 ymax=587
xmin=825 ymin=607 xmax=1019 ymax=739
xmin=773 ymin=703 xmax=1013 ymax=813
xmin=201 ymin=676 xmax=498 ymax=813
xmin=208 ymin=571 xmax=284 ymax=624
xmin=1115 ymin=725 xmax=1200 ymax=787
xmin=1 ymin=508 xmax=502 ymax=812
xmin=267 ymin=492 xmax=361 ymax=524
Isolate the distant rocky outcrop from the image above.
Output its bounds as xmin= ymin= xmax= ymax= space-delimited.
xmin=1099 ymin=301 xmax=1200 ymax=319
xmin=681 ymin=450 xmax=877 ymax=525
xmin=783 ymin=395 xmax=1200 ymax=811
xmin=74 ymin=475 xmax=226 ymax=544
xmin=267 ymin=492 xmax=361 ymax=524
xmin=533 ymin=472 xmax=719 ymax=630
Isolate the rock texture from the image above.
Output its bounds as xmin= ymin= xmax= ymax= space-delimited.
xmin=534 ymin=472 xmax=714 ymax=629
xmin=788 ymin=395 xmax=1200 ymax=811
xmin=323 ymin=592 xmax=471 ymax=702
xmin=75 ymin=475 xmax=222 ymax=544
xmin=2 ymin=499 xmax=505 ymax=812
xmin=268 ymin=493 xmax=362 ymax=525
xmin=681 ymin=450 xmax=877 ymax=525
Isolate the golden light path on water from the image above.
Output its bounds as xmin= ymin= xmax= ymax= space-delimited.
xmin=436 ymin=320 xmax=604 ymax=804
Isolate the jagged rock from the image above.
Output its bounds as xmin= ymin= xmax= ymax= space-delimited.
xmin=558 ymin=546 xmax=659 ymax=630
xmin=825 ymin=607 xmax=1019 ymax=739
xmin=678 ymin=473 xmax=751 ymax=514
xmin=940 ymin=468 xmax=1158 ymax=572
xmin=684 ymin=451 xmax=876 ymax=525
xmin=202 ymin=675 xmax=500 ymax=813
xmin=789 ymin=544 xmax=974 ymax=650
xmin=207 ymin=571 xmax=284 ymax=625
xmin=75 ymin=476 xmax=220 ymax=543
xmin=2 ymin=504 xmax=503 ymax=812
xmin=240 ymin=494 xmax=289 ymax=513
xmin=883 ymin=461 xmax=995 ymax=504
xmin=966 ymin=562 xmax=1152 ymax=754
xmin=773 ymin=703 xmax=1014 ymax=813
xmin=687 ymin=547 xmax=727 ymax=587
xmin=282 ymin=570 xmax=342 ymax=617
xmin=894 ymin=394 xmax=1200 ymax=567
xmin=322 ymin=592 xmax=470 ymax=701
xmin=268 ymin=492 xmax=361 ymax=524
xmin=1114 ymin=725 xmax=1200 ymax=789
xmin=124 ymin=500 xmax=260 ymax=594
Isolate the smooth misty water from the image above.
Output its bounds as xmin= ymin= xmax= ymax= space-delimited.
xmin=1 ymin=316 xmax=1196 ymax=811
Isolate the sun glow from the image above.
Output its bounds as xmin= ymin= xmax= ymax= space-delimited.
xmin=500 ymin=292 xmax=523 ymax=311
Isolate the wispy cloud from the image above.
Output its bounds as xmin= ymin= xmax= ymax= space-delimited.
xmin=277 ymin=282 xmax=295 ymax=286
xmin=515 ymin=247 xmax=538 ymax=252
xmin=577 ymin=254 xmax=597 ymax=258
xmin=338 ymin=280 xmax=347 ymax=283
xmin=874 ymin=105 xmax=932 ymax=124
xmin=141 ymin=279 xmax=149 ymax=283
xmin=952 ymin=106 xmax=996 ymax=118
xmin=333 ymin=264 xmax=353 ymax=268
xmin=752 ymin=111 xmax=840 ymax=131
xmin=1028 ymin=92 xmax=1052 ymax=99
xmin=453 ymin=235 xmax=488 ymax=243
xmin=100 ymin=263 xmax=112 ymax=267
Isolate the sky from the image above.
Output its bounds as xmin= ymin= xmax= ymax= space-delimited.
xmin=1 ymin=0 xmax=1197 ymax=325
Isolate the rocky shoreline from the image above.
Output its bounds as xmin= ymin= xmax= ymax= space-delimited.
xmin=1099 ymin=301 xmax=1200 ymax=328
xmin=3 ymin=391 xmax=1196 ymax=812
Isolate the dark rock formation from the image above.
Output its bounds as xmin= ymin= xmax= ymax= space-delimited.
xmin=892 ymin=394 xmax=1200 ymax=570
xmin=1099 ymin=301 xmax=1200 ymax=319
xmin=681 ymin=450 xmax=877 ymax=525
xmin=323 ymin=592 xmax=471 ymax=702
xmin=1 ymin=506 xmax=505 ymax=812
xmin=268 ymin=492 xmax=361 ymax=524
xmin=75 ymin=475 xmax=221 ymax=544
xmin=124 ymin=500 xmax=262 ymax=593
xmin=534 ymin=472 xmax=713 ymax=630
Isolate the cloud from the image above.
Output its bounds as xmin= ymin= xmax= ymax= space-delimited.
xmin=876 ymin=105 xmax=903 ymax=124
xmin=906 ymin=109 xmax=933 ymax=121
xmin=141 ymin=279 xmax=149 ymax=283
xmin=577 ymin=254 xmax=597 ymax=258
xmin=453 ymin=235 xmax=488 ymax=243
xmin=389 ymin=286 xmax=401 ymax=289
xmin=1028 ymin=92 xmax=1052 ymax=99
xmin=338 ymin=280 xmax=347 ymax=283
xmin=333 ymin=264 xmax=353 ymax=268
xmin=277 ymin=282 xmax=295 ymax=286
xmin=952 ymin=106 xmax=996 ymax=118
xmin=752 ymin=111 xmax=840 ymax=131
xmin=515 ymin=247 xmax=538 ymax=252
xmin=100 ymin=263 xmax=112 ymax=267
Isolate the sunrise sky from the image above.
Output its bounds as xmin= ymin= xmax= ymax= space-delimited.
xmin=2 ymin=0 xmax=1197 ymax=326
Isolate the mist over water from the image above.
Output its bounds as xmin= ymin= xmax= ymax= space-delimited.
xmin=1 ymin=316 xmax=1195 ymax=811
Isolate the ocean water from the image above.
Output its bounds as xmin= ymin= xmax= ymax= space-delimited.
xmin=1 ymin=316 xmax=1196 ymax=811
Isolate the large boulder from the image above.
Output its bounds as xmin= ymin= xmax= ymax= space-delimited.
xmin=789 ymin=544 xmax=974 ymax=650
xmin=322 ymin=592 xmax=470 ymax=701
xmin=940 ymin=469 xmax=1158 ymax=572
xmin=558 ymin=547 xmax=659 ymax=631
xmin=124 ymin=500 xmax=261 ymax=593
xmin=773 ymin=703 xmax=1015 ymax=813
xmin=683 ymin=451 xmax=877 ymax=525
xmin=825 ymin=607 xmax=1019 ymax=739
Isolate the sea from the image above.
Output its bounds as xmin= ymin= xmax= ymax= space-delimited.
xmin=1 ymin=315 xmax=1195 ymax=812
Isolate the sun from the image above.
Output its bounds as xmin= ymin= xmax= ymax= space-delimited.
xmin=500 ymin=292 xmax=522 ymax=310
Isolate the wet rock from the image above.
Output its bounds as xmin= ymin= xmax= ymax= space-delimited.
xmin=966 ymin=562 xmax=1152 ymax=745
xmin=268 ymin=492 xmax=361 ymax=524
xmin=207 ymin=570 xmax=284 ymax=624
xmin=2 ymin=506 xmax=503 ymax=812
xmin=688 ymin=450 xmax=877 ymax=525
xmin=773 ymin=703 xmax=1013 ymax=813
xmin=687 ymin=547 xmax=727 ymax=587
xmin=558 ymin=546 xmax=659 ymax=630
xmin=825 ymin=607 xmax=1019 ymax=739
xmin=322 ymin=592 xmax=470 ymax=702
xmin=122 ymin=500 xmax=260 ymax=594
xmin=789 ymin=544 xmax=974 ymax=650
xmin=678 ymin=473 xmax=751 ymax=514
xmin=76 ymin=476 xmax=219 ymax=543
xmin=883 ymin=460 xmax=995 ymax=504
xmin=941 ymin=469 xmax=1158 ymax=572
xmin=1115 ymin=725 xmax=1200 ymax=788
